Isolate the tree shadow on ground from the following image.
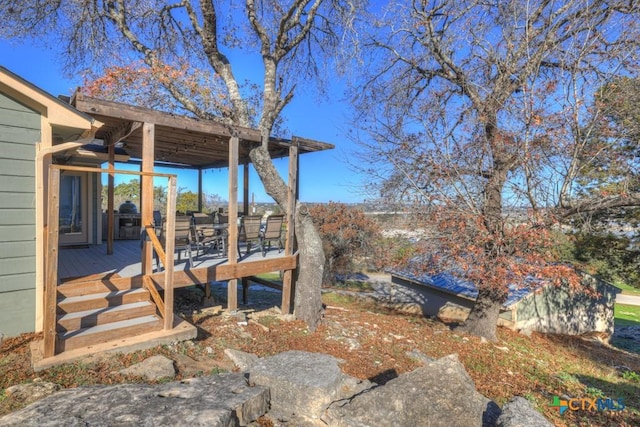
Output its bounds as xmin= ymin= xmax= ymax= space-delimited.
xmin=544 ymin=334 xmax=640 ymax=373
xmin=572 ymin=374 xmax=640 ymax=425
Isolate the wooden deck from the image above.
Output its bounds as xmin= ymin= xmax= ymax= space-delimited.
xmin=59 ymin=240 xmax=290 ymax=282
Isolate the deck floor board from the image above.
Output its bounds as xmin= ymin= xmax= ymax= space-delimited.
xmin=59 ymin=240 xmax=286 ymax=280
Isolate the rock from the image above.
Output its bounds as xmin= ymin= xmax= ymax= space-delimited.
xmin=496 ymin=396 xmax=553 ymax=427
xmin=0 ymin=374 xmax=269 ymax=427
xmin=173 ymin=353 xmax=231 ymax=377
xmin=5 ymin=379 xmax=60 ymax=406
xmin=0 ymin=350 xmax=548 ymax=427
xmin=405 ymin=349 xmax=435 ymax=365
xmin=225 ymin=348 xmax=259 ymax=372
xmin=248 ymin=350 xmax=371 ymax=421
xmin=118 ymin=355 xmax=176 ymax=381
xmin=323 ymin=354 xmax=499 ymax=427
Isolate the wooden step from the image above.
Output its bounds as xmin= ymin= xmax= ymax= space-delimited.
xmin=56 ymin=315 xmax=163 ymax=353
xmin=56 ymin=301 xmax=157 ymax=333
xmin=57 ymin=278 xmax=143 ymax=298
xmin=57 ymin=288 xmax=150 ymax=314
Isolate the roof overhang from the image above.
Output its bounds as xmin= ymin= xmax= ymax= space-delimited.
xmin=72 ymin=93 xmax=334 ymax=169
xmin=0 ymin=66 xmax=101 ymax=142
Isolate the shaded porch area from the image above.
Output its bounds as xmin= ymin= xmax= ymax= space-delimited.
xmin=58 ymin=239 xmax=288 ymax=296
xmin=59 ymin=240 xmax=287 ymax=279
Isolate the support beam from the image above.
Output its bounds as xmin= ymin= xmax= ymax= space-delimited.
xmin=227 ymin=137 xmax=239 ymax=311
xmin=243 ymin=163 xmax=249 ymax=216
xmin=242 ymin=277 xmax=249 ymax=305
xmin=198 ymin=168 xmax=203 ymax=213
xmin=107 ymin=144 xmax=115 ymax=255
xmin=44 ymin=167 xmax=61 ymax=358
xmin=141 ymin=123 xmax=155 ymax=275
xmin=164 ymin=176 xmax=177 ymax=329
xmin=104 ymin=120 xmax=142 ymax=146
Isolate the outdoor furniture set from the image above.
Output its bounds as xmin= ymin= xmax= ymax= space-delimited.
xmin=154 ymin=211 xmax=285 ymax=269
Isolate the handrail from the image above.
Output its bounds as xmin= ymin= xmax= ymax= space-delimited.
xmin=49 ymin=164 xmax=175 ymax=178
xmin=142 ymin=276 xmax=165 ymax=318
xmin=143 ymin=223 xmax=166 ymax=268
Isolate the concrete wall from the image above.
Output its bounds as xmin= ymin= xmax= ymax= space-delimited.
xmin=390 ymin=275 xmax=513 ymax=323
xmin=0 ymin=92 xmax=39 ymax=336
xmin=515 ymin=275 xmax=617 ymax=336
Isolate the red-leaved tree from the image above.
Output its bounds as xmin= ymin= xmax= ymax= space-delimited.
xmin=350 ymin=0 xmax=640 ymax=339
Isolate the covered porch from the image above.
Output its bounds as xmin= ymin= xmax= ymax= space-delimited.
xmin=35 ymin=93 xmax=332 ymax=367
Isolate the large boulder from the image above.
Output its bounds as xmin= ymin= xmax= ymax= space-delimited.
xmin=117 ymin=354 xmax=176 ymax=381
xmin=0 ymin=350 xmax=553 ymax=427
xmin=0 ymin=373 xmax=269 ymax=427
xmin=249 ymin=350 xmax=372 ymax=421
xmin=496 ymin=396 xmax=554 ymax=427
xmin=323 ymin=354 xmax=499 ymax=427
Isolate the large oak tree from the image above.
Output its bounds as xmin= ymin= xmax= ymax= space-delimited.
xmin=351 ymin=0 xmax=640 ymax=339
xmin=1 ymin=0 xmax=359 ymax=330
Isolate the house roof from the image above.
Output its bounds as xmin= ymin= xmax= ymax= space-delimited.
xmin=391 ymin=270 xmax=538 ymax=309
xmin=0 ymin=66 xmax=98 ymax=141
xmin=72 ymin=92 xmax=334 ymax=169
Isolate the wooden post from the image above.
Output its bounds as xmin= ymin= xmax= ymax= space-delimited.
xmin=43 ymin=166 xmax=61 ymax=358
xmin=242 ymin=277 xmax=249 ymax=305
xmin=281 ymin=142 xmax=299 ymax=314
xmin=141 ymin=123 xmax=154 ymax=275
xmin=243 ymin=163 xmax=249 ymax=216
xmin=198 ymin=168 xmax=203 ymax=213
xmin=164 ymin=176 xmax=177 ymax=329
xmin=227 ymin=137 xmax=239 ymax=311
xmin=107 ymin=144 xmax=115 ymax=255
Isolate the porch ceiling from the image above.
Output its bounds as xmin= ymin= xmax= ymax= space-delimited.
xmin=71 ymin=93 xmax=334 ymax=169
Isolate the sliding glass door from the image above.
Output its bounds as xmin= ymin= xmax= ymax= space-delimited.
xmin=59 ymin=172 xmax=88 ymax=245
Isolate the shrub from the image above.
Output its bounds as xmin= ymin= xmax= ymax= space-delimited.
xmin=310 ymin=202 xmax=381 ymax=285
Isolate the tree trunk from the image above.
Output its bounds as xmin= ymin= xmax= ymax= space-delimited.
xmin=456 ymin=287 xmax=506 ymax=341
xmin=249 ymin=144 xmax=324 ymax=331
xmin=293 ymin=203 xmax=325 ymax=332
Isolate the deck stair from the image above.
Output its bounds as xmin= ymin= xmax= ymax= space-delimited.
xmin=55 ymin=278 xmax=163 ymax=353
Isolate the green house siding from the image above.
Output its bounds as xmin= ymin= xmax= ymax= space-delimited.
xmin=0 ymin=92 xmax=39 ymax=336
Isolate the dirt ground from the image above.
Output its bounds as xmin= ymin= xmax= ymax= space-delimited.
xmin=2 ymin=282 xmax=640 ymax=426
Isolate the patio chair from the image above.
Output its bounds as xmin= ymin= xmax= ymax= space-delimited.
xmin=191 ymin=212 xmax=226 ymax=257
xmin=155 ymin=215 xmax=194 ymax=269
xmin=260 ymin=214 xmax=285 ymax=256
xmin=238 ymin=215 xmax=263 ymax=257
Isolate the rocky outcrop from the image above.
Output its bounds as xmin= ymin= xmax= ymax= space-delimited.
xmin=323 ymin=354 xmax=499 ymax=427
xmin=0 ymin=351 xmax=551 ymax=427
xmin=0 ymin=374 xmax=269 ymax=427
xmin=248 ymin=350 xmax=373 ymax=422
xmin=118 ymin=354 xmax=176 ymax=381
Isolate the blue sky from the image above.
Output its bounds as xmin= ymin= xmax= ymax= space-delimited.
xmin=0 ymin=40 xmax=366 ymax=204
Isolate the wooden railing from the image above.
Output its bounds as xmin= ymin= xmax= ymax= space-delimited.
xmin=43 ymin=164 xmax=177 ymax=358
